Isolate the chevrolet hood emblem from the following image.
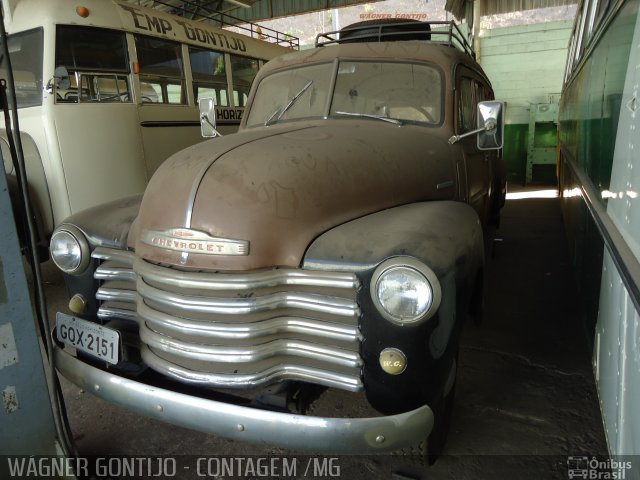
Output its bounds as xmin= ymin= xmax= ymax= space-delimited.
xmin=141 ymin=228 xmax=249 ymax=256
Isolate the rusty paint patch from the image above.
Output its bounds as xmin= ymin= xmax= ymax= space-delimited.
xmin=2 ymin=385 xmax=18 ymax=413
xmin=0 ymin=323 xmax=19 ymax=370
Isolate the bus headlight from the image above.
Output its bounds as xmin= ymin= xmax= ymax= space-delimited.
xmin=371 ymin=257 xmax=441 ymax=325
xmin=50 ymin=226 xmax=90 ymax=275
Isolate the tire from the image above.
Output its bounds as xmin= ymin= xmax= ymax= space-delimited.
xmin=338 ymin=18 xmax=431 ymax=43
xmin=470 ymin=272 xmax=485 ymax=326
xmin=425 ymin=375 xmax=456 ymax=464
xmin=397 ymin=356 xmax=457 ymax=465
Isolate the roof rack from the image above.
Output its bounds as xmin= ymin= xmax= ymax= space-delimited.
xmin=315 ymin=20 xmax=474 ymax=58
xmin=147 ymin=0 xmax=299 ymax=49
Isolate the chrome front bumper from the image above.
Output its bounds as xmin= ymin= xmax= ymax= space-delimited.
xmin=55 ymin=347 xmax=434 ymax=454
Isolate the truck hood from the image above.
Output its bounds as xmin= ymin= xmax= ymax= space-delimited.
xmin=131 ymin=121 xmax=456 ymax=270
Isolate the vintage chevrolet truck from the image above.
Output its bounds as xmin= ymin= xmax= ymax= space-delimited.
xmin=50 ymin=19 xmax=506 ymax=459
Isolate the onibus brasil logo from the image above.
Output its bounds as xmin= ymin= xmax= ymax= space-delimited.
xmin=567 ymin=456 xmax=633 ymax=479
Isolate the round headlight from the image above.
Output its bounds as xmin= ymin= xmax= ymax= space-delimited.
xmin=371 ymin=257 xmax=441 ymax=325
xmin=50 ymin=226 xmax=89 ymax=275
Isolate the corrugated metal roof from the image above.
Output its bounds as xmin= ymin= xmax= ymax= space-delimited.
xmin=125 ymin=0 xmax=386 ymax=47
xmin=446 ymin=0 xmax=577 ymax=19
xmin=128 ymin=0 xmax=385 ymax=22
xmin=131 ymin=0 xmax=577 ymax=26
xmin=481 ymin=0 xmax=577 ymax=15
xmin=220 ymin=0 xmax=384 ymax=22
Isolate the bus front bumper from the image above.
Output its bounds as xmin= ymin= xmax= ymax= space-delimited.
xmin=54 ymin=346 xmax=434 ymax=454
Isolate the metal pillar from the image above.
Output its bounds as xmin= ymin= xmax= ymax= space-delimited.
xmin=473 ymin=0 xmax=481 ymax=62
xmin=0 ymin=166 xmax=58 ymax=454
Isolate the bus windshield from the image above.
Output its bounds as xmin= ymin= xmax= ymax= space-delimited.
xmin=246 ymin=61 xmax=442 ymax=127
xmin=0 ymin=0 xmax=294 ymax=240
xmin=3 ymin=28 xmax=43 ymax=108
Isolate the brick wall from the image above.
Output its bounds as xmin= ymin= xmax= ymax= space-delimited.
xmin=480 ymin=20 xmax=572 ymax=124
xmin=479 ymin=21 xmax=573 ymax=182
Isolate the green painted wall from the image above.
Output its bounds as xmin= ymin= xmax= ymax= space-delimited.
xmin=503 ymin=124 xmax=528 ymax=183
xmin=480 ymin=20 xmax=573 ymax=183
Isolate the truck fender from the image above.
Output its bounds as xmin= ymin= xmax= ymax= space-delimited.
xmin=303 ymin=199 xmax=485 ymax=348
xmin=303 ymin=201 xmax=484 ymax=283
xmin=303 ymin=201 xmax=485 ymax=412
xmin=58 ymin=194 xmax=143 ymax=250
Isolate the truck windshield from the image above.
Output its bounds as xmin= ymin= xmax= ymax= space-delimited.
xmin=1 ymin=28 xmax=44 ymax=108
xmin=246 ymin=60 xmax=442 ymax=126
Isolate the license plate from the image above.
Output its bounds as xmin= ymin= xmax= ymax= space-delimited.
xmin=56 ymin=313 xmax=120 ymax=365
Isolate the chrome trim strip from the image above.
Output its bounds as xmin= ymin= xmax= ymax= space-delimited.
xmin=135 ymin=257 xmax=360 ymax=291
xmin=94 ymin=248 xmax=361 ymax=291
xmin=437 ymin=180 xmax=454 ymax=190
xmin=302 ymin=258 xmax=381 ymax=273
xmin=138 ymin=300 xmax=361 ymax=342
xmin=92 ymin=247 xmax=135 ymax=266
xmin=97 ymin=304 xmax=137 ymax=322
xmin=55 ymin=346 xmax=432 ymax=453
xmin=141 ymin=345 xmax=362 ymax=391
xmin=139 ymin=321 xmax=362 ymax=368
xmin=94 ymin=264 xmax=137 ymax=282
xmin=137 ymin=278 xmax=360 ymax=318
xmin=96 ymin=286 xmax=137 ymax=304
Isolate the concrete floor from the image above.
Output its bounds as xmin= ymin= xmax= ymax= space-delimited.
xmin=43 ymin=187 xmax=608 ymax=479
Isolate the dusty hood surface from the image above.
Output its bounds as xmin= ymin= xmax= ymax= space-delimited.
xmin=131 ymin=120 xmax=456 ymax=270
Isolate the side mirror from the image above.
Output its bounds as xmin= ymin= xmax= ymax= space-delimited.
xmin=477 ymin=101 xmax=505 ymax=150
xmin=46 ymin=66 xmax=70 ymax=93
xmin=199 ymin=97 xmax=222 ymax=138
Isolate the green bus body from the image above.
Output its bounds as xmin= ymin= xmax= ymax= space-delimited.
xmin=559 ymin=0 xmax=640 ymax=456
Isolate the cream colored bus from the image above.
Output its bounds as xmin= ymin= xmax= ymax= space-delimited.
xmin=0 ymin=0 xmax=294 ymax=246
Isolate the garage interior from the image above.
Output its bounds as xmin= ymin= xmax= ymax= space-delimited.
xmin=0 ymin=0 xmax=621 ymax=478
xmin=42 ymin=186 xmax=608 ymax=480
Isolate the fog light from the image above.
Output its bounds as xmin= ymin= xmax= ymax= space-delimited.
xmin=379 ymin=348 xmax=407 ymax=375
xmin=68 ymin=293 xmax=86 ymax=314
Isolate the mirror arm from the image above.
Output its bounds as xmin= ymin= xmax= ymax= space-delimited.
xmin=448 ymin=119 xmax=497 ymax=145
xmin=200 ymin=113 xmax=223 ymax=137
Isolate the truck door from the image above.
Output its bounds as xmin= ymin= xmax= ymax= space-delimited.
xmin=455 ymin=69 xmax=494 ymax=226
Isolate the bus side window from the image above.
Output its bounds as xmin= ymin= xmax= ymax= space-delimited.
xmin=78 ymin=74 xmax=130 ymax=102
xmin=55 ymin=26 xmax=130 ymax=104
xmin=135 ymin=35 xmax=186 ymax=105
xmin=229 ymin=55 xmax=259 ymax=108
xmin=188 ymin=46 xmax=229 ymax=106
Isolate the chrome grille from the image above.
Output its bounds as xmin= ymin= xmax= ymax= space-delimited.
xmin=92 ymin=247 xmax=363 ymax=392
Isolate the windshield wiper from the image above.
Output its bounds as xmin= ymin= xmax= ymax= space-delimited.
xmin=265 ymin=80 xmax=313 ymax=126
xmin=334 ymin=111 xmax=403 ymax=126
